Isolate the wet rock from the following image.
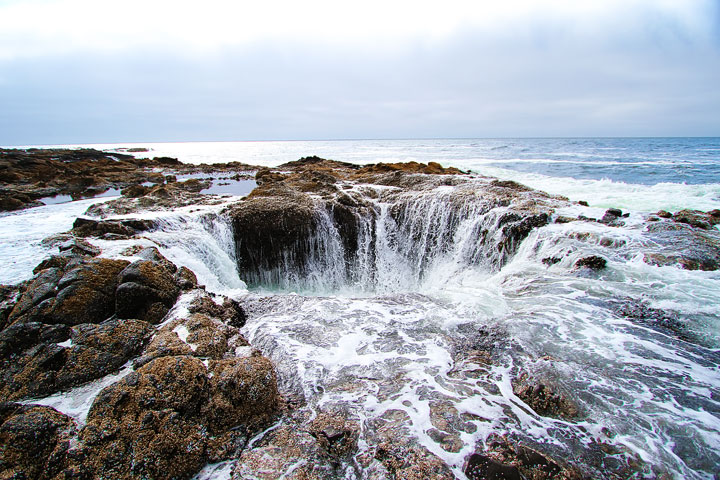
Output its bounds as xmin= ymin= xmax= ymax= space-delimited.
xmin=642 ymin=221 xmax=720 ymax=271
xmin=600 ymin=208 xmax=623 ymax=224
xmin=230 ymin=195 xmax=319 ymax=284
xmin=542 ymin=256 xmax=562 ymax=266
xmin=574 ymin=255 xmax=607 ymax=270
xmin=467 ymin=436 xmax=585 ymax=480
xmin=656 ymin=210 xmax=672 ymax=218
xmin=116 ymin=259 xmax=180 ymax=324
xmin=203 ymin=356 xmax=280 ymax=432
xmin=308 ymin=412 xmax=359 ymax=459
xmin=672 ymin=209 xmax=719 ymax=229
xmin=0 ymin=322 xmax=69 ymax=359
xmin=65 ymin=354 xmax=279 ymax=479
xmin=465 ymin=453 xmax=522 ymax=480
xmin=513 ymin=373 xmax=580 ymax=420
xmin=57 ymin=238 xmax=100 ymax=257
xmin=188 ymin=293 xmax=246 ymax=328
xmin=0 ymin=285 xmax=22 ymax=331
xmin=134 ymin=246 xmax=177 ymax=273
xmin=613 ymin=298 xmax=693 ymax=342
xmin=121 ymin=184 xmax=152 ymax=197
xmin=0 ymin=404 xmax=77 ymax=479
xmin=0 ymin=319 xmax=151 ymax=401
xmin=374 ymin=441 xmax=455 ymax=480
xmin=176 ymin=266 xmax=199 ymax=290
xmin=8 ymin=258 xmax=129 ymax=326
xmin=72 ymin=217 xmax=155 ymax=239
xmin=136 ymin=313 xmax=248 ymax=367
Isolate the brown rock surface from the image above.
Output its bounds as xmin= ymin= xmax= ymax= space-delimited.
xmin=0 ymin=404 xmax=77 ymax=479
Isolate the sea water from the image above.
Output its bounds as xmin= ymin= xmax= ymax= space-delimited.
xmin=1 ymin=138 xmax=719 ymax=479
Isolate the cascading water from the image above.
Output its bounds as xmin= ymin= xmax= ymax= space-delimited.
xmin=2 ymin=177 xmax=716 ymax=479
xmin=240 ymin=186 xmax=545 ymax=295
xmin=225 ymin=184 xmax=720 ymax=479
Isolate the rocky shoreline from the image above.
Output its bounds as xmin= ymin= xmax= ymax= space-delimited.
xmin=1 ymin=148 xmax=719 ymax=479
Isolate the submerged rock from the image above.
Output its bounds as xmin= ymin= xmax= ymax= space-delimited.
xmin=465 ymin=436 xmax=585 ymax=480
xmin=512 ymin=372 xmax=580 ymax=420
xmin=574 ymin=255 xmax=607 ymax=270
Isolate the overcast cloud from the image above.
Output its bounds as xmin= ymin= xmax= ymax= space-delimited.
xmin=0 ymin=0 xmax=718 ymax=144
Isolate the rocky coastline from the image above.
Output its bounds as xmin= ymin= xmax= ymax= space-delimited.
xmin=1 ymin=148 xmax=719 ymax=479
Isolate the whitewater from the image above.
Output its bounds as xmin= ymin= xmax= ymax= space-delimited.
xmin=1 ymin=138 xmax=719 ymax=479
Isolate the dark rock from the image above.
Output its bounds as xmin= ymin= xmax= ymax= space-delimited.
xmin=600 ymin=208 xmax=623 ymax=224
xmin=9 ymin=258 xmax=129 ymax=326
xmin=374 ymin=440 xmax=455 ymax=479
xmin=642 ymin=221 xmax=720 ymax=271
xmin=465 ymin=453 xmax=522 ymax=480
xmin=308 ymin=412 xmax=359 ymax=459
xmin=57 ymin=238 xmax=100 ymax=257
xmin=121 ymin=184 xmax=151 ymax=197
xmin=0 ymin=319 xmax=151 ymax=401
xmin=176 ymin=266 xmax=199 ymax=291
xmin=0 ymin=285 xmax=22 ymax=331
xmin=72 ymin=217 xmax=155 ymax=239
xmin=134 ymin=246 xmax=177 ymax=274
xmin=613 ymin=298 xmax=693 ymax=342
xmin=188 ymin=294 xmax=246 ymax=328
xmin=115 ymin=260 xmax=180 ymax=324
xmin=673 ymin=209 xmax=716 ymax=229
xmin=153 ymin=156 xmax=181 ymax=165
xmin=578 ymin=200 xmax=589 ymax=206
xmin=469 ymin=436 xmax=586 ymax=480
xmin=0 ymin=404 xmax=77 ymax=479
xmin=66 ymin=354 xmax=279 ymax=479
xmin=230 ymin=195 xmax=318 ymax=285
xmin=656 ymin=210 xmax=672 ymax=218
xmin=541 ymin=256 xmax=562 ymax=266
xmin=203 ymin=356 xmax=280 ymax=433
xmin=137 ymin=313 xmax=248 ymax=367
xmin=513 ymin=373 xmax=580 ymax=420
xmin=0 ymin=322 xmax=69 ymax=359
xmin=574 ymin=256 xmax=607 ymax=270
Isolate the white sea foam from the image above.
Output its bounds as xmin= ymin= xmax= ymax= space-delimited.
xmin=0 ymin=197 xmax=117 ymax=284
xmin=3 ymin=140 xmax=719 ymax=478
xmin=21 ymin=362 xmax=134 ymax=425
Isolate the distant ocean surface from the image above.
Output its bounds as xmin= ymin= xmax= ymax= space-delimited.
xmin=25 ymin=137 xmax=720 ymax=212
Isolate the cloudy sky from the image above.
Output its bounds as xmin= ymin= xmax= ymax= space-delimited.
xmin=0 ymin=0 xmax=718 ymax=145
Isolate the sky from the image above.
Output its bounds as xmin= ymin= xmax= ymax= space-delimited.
xmin=0 ymin=0 xmax=719 ymax=144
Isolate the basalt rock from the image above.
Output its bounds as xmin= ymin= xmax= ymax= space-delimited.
xmin=513 ymin=373 xmax=580 ymax=420
xmin=642 ymin=221 xmax=720 ymax=271
xmin=188 ymin=293 xmax=246 ymax=328
xmin=0 ymin=318 xmax=152 ymax=401
xmin=574 ymin=255 xmax=607 ymax=270
xmin=0 ymin=404 xmax=77 ymax=479
xmin=228 ymin=158 xmax=564 ymax=287
xmin=465 ymin=436 xmax=585 ymax=480
xmin=63 ymin=354 xmax=280 ymax=479
xmin=71 ymin=217 xmax=155 ymax=239
xmin=115 ymin=259 xmax=180 ymax=324
xmin=135 ymin=313 xmax=249 ymax=368
xmin=7 ymin=257 xmax=130 ymax=326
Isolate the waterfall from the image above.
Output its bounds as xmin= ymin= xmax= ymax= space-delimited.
xmin=234 ymin=186 xmax=546 ymax=293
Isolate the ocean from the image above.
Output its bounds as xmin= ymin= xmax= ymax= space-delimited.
xmin=1 ymin=138 xmax=719 ymax=479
